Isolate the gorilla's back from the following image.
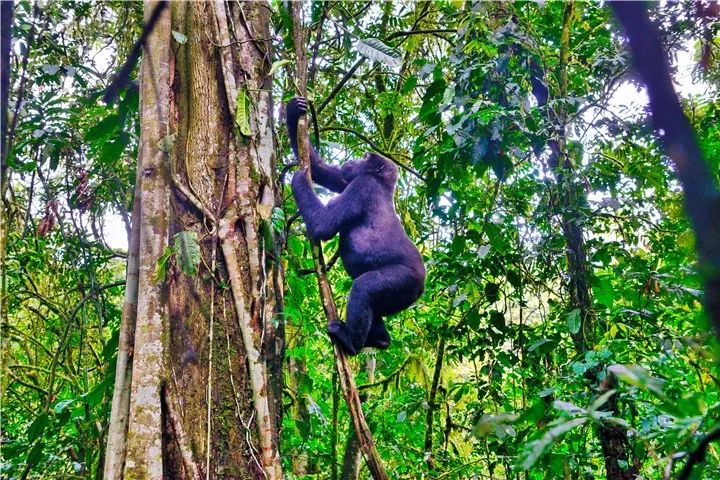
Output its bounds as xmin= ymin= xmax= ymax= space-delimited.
xmin=339 ymin=195 xmax=422 ymax=279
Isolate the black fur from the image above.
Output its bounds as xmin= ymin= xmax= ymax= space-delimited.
xmin=287 ymin=97 xmax=426 ymax=355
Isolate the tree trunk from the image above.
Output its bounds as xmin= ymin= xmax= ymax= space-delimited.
xmin=546 ymin=3 xmax=637 ymax=478
xmin=103 ymin=1 xmax=283 ymax=479
xmin=423 ymin=337 xmax=445 ymax=470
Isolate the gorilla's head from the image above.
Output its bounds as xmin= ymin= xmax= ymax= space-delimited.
xmin=341 ymin=152 xmax=398 ymax=186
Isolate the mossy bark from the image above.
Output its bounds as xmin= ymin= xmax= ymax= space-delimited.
xmin=104 ymin=2 xmax=283 ymax=479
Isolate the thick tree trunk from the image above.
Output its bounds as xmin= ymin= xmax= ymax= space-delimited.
xmin=104 ymin=1 xmax=283 ymax=479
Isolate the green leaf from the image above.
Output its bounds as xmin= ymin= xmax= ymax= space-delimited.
xmin=566 ymin=308 xmax=581 ymax=334
xmin=271 ymin=207 xmax=285 ymax=233
xmin=528 ymin=338 xmax=558 ymax=355
xmin=86 ymin=115 xmax=119 ymax=141
xmin=473 ymin=413 xmax=518 ymax=437
xmin=53 ymin=398 xmax=75 ymax=414
xmin=101 ymin=327 xmax=120 ymax=361
xmin=590 ymin=389 xmax=616 ymax=412
xmin=517 ymin=401 xmax=546 ymax=424
xmin=406 ymin=354 xmax=431 ymax=388
xmin=236 ymin=87 xmax=252 ymax=136
xmin=451 ymin=234 xmax=465 ymax=255
xmin=154 ymin=246 xmax=174 ymax=283
xmin=269 ymin=59 xmax=291 ymax=76
xmin=484 ymin=222 xmax=507 ymax=254
xmin=592 ymin=275 xmax=614 ymax=308
xmin=419 ymin=78 xmax=446 ymax=121
xmin=354 ymin=38 xmax=403 ymax=68
xmin=172 ymin=30 xmax=187 ymax=44
xmin=484 ymin=282 xmax=500 ymax=303
xmin=99 ymin=133 xmax=130 ymax=165
xmin=466 ymin=309 xmax=481 ymax=331
xmin=27 ymin=414 xmax=50 ymax=442
xmin=518 ymin=418 xmax=587 ymax=470
xmin=71 ymin=406 xmax=86 ymax=421
xmin=26 ymin=441 xmax=45 ymax=466
xmin=400 ymin=75 xmax=417 ymax=94
xmin=173 ymin=231 xmax=201 ymax=277
xmin=490 ymin=310 xmax=505 ymax=331
xmin=608 ymin=365 xmax=667 ymax=400
xmin=83 ymin=376 xmax=112 ymax=408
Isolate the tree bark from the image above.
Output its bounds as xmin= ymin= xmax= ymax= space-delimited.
xmin=121 ymin=2 xmax=171 ymax=475
xmin=103 ymin=104 xmax=143 ymax=480
xmin=104 ymin=1 xmax=283 ymax=479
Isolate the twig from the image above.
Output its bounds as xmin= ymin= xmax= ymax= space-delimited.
xmin=317 ymin=58 xmax=366 ymax=114
xmin=298 ymin=249 xmax=340 ymax=276
xmin=357 ymin=355 xmax=412 ymax=390
xmin=3 ymin=1 xmax=37 ymax=170
xmin=677 ymin=426 xmax=720 ymax=480
xmin=172 ymin=175 xmax=217 ymax=225
xmin=385 ymin=28 xmax=456 ymax=40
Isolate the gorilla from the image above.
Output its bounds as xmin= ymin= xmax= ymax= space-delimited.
xmin=287 ymin=97 xmax=426 ymax=356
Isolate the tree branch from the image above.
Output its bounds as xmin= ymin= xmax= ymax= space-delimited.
xmin=317 ymin=57 xmax=366 ymax=114
xmin=102 ymin=1 xmax=168 ymax=104
xmin=611 ymin=1 xmax=720 ymax=339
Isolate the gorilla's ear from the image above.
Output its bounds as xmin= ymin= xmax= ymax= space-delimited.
xmin=366 ymin=153 xmax=388 ymax=171
xmin=367 ymin=153 xmax=398 ymax=184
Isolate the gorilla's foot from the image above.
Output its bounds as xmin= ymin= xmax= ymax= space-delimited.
xmin=365 ymin=319 xmax=391 ymax=350
xmin=364 ymin=337 xmax=390 ymax=350
xmin=327 ymin=320 xmax=359 ymax=356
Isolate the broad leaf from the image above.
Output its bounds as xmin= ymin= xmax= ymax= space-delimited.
xmin=355 ymin=38 xmax=403 ymax=68
xmin=566 ymin=308 xmax=581 ymax=334
xmin=173 ymin=231 xmax=201 ymax=277
xmin=236 ymin=87 xmax=252 ymax=136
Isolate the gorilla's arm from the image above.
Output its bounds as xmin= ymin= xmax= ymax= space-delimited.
xmin=292 ymin=168 xmax=366 ymax=242
xmin=286 ymin=97 xmax=348 ymax=193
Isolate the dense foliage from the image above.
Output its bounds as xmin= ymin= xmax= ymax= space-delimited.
xmin=2 ymin=1 xmax=719 ymax=478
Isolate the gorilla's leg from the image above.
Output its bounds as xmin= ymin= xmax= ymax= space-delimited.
xmin=328 ymin=271 xmax=375 ymax=355
xmin=328 ymin=265 xmax=422 ymax=355
xmin=365 ymin=315 xmax=391 ymax=350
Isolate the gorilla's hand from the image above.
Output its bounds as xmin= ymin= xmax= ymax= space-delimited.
xmin=286 ymin=97 xmax=308 ymax=129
